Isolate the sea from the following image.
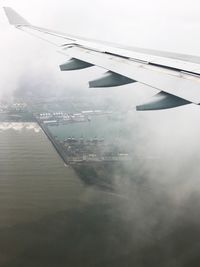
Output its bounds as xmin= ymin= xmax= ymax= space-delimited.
xmin=1 ymin=122 xmax=200 ymax=267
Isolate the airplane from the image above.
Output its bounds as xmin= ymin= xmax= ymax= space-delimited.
xmin=3 ymin=7 xmax=200 ymax=111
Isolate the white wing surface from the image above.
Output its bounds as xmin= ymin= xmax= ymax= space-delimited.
xmin=4 ymin=7 xmax=200 ymax=110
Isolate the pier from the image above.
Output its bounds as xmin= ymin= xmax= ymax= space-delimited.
xmin=36 ymin=119 xmax=69 ymax=165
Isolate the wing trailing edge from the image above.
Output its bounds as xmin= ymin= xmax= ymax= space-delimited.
xmin=89 ymin=71 xmax=135 ymax=88
xmin=60 ymin=58 xmax=93 ymax=71
xmin=136 ymin=92 xmax=190 ymax=111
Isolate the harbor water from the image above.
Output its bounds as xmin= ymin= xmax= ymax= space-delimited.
xmin=1 ymin=123 xmax=200 ymax=267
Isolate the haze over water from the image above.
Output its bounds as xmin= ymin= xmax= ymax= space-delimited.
xmin=0 ymin=123 xmax=129 ymax=266
xmin=1 ymin=123 xmax=200 ymax=267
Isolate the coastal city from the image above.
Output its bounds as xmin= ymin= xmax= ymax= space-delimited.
xmin=0 ymin=99 xmax=132 ymax=166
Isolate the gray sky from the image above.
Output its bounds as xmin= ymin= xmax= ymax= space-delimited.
xmin=1 ymin=0 xmax=200 ymax=51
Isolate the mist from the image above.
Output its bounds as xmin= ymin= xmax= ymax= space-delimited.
xmin=1 ymin=0 xmax=200 ymax=266
xmin=0 ymin=122 xmax=40 ymax=132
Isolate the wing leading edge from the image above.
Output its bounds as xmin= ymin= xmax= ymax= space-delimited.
xmin=4 ymin=6 xmax=200 ymax=110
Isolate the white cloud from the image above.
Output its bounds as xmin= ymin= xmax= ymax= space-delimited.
xmin=0 ymin=122 xmax=41 ymax=133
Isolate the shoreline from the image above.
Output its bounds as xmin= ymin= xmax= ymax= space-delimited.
xmin=36 ymin=119 xmax=70 ymax=166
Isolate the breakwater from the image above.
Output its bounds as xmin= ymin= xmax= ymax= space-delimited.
xmin=36 ymin=119 xmax=69 ymax=165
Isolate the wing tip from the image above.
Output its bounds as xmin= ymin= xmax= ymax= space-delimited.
xmin=3 ymin=6 xmax=30 ymax=26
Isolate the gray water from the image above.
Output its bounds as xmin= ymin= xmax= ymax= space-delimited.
xmin=1 ymin=123 xmax=200 ymax=267
xmin=0 ymin=123 xmax=130 ymax=267
xmin=48 ymin=115 xmax=128 ymax=141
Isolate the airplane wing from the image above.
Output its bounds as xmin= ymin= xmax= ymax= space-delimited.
xmin=4 ymin=6 xmax=200 ymax=110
